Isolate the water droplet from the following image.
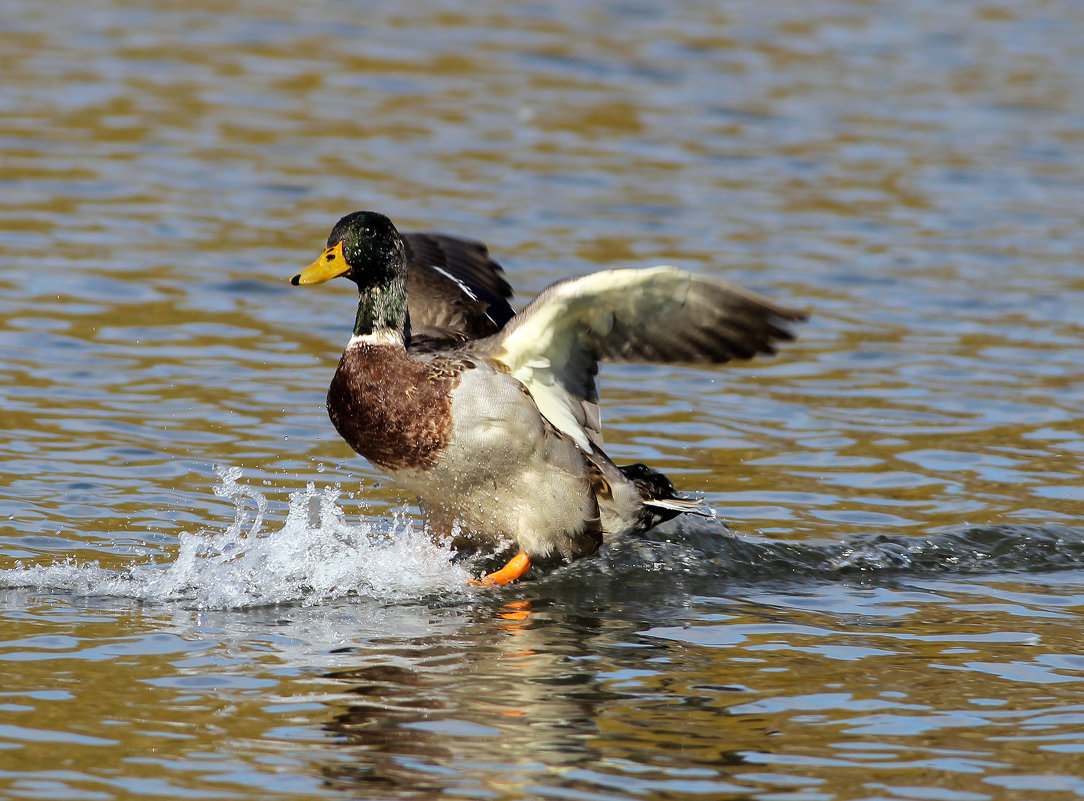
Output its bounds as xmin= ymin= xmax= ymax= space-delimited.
xmin=0 ymin=467 xmax=472 ymax=609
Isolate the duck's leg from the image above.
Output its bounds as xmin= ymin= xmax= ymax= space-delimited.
xmin=419 ymin=505 xmax=530 ymax=586
xmin=471 ymin=551 xmax=531 ymax=586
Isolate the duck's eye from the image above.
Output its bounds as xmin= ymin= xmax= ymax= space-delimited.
xmin=361 ymin=227 xmax=373 ymax=236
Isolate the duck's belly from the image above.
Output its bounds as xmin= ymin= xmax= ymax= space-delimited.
xmin=394 ymin=369 xmax=601 ymax=560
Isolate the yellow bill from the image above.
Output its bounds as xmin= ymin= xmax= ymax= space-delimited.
xmin=290 ymin=241 xmax=347 ymax=285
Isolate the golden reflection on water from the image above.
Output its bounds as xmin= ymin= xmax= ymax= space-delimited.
xmin=2 ymin=0 xmax=1084 ymax=799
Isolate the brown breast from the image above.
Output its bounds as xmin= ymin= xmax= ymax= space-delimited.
xmin=326 ymin=343 xmax=468 ymax=472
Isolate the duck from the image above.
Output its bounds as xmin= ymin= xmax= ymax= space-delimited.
xmin=291 ymin=211 xmax=806 ymax=585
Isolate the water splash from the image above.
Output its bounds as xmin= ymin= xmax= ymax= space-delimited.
xmin=1 ymin=466 xmax=472 ymax=609
xmin=7 ymin=467 xmax=1084 ymax=608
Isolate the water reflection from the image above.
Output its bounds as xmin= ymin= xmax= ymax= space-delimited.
xmin=313 ymin=564 xmax=1084 ymax=799
xmin=3 ymin=0 xmax=1084 ymax=798
xmin=321 ymin=602 xmax=658 ymax=799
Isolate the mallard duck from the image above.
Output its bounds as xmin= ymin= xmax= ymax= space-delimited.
xmin=292 ymin=211 xmax=806 ymax=585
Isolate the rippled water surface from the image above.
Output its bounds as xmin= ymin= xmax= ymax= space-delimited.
xmin=3 ymin=0 xmax=1084 ymax=798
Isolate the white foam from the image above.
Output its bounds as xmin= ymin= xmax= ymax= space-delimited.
xmin=1 ymin=466 xmax=474 ymax=609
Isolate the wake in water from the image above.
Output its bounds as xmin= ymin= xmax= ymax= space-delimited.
xmin=558 ymin=519 xmax=1084 ymax=590
xmin=1 ymin=466 xmax=473 ymax=609
xmin=5 ymin=466 xmax=1084 ymax=608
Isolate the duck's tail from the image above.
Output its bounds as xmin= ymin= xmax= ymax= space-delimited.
xmin=619 ymin=463 xmax=715 ymax=528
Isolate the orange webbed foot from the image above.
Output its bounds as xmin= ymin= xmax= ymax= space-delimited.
xmin=470 ymin=551 xmax=531 ymax=586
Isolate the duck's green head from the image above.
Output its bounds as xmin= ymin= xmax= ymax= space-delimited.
xmin=291 ymin=211 xmax=406 ymax=290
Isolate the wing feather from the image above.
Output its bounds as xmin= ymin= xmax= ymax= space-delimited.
xmin=402 ymin=232 xmax=516 ymax=339
xmin=468 ymin=266 xmax=805 ymax=450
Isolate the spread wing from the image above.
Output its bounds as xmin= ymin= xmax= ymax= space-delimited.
xmin=402 ymin=232 xmax=516 ymax=340
xmin=468 ymin=266 xmax=806 ymax=451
